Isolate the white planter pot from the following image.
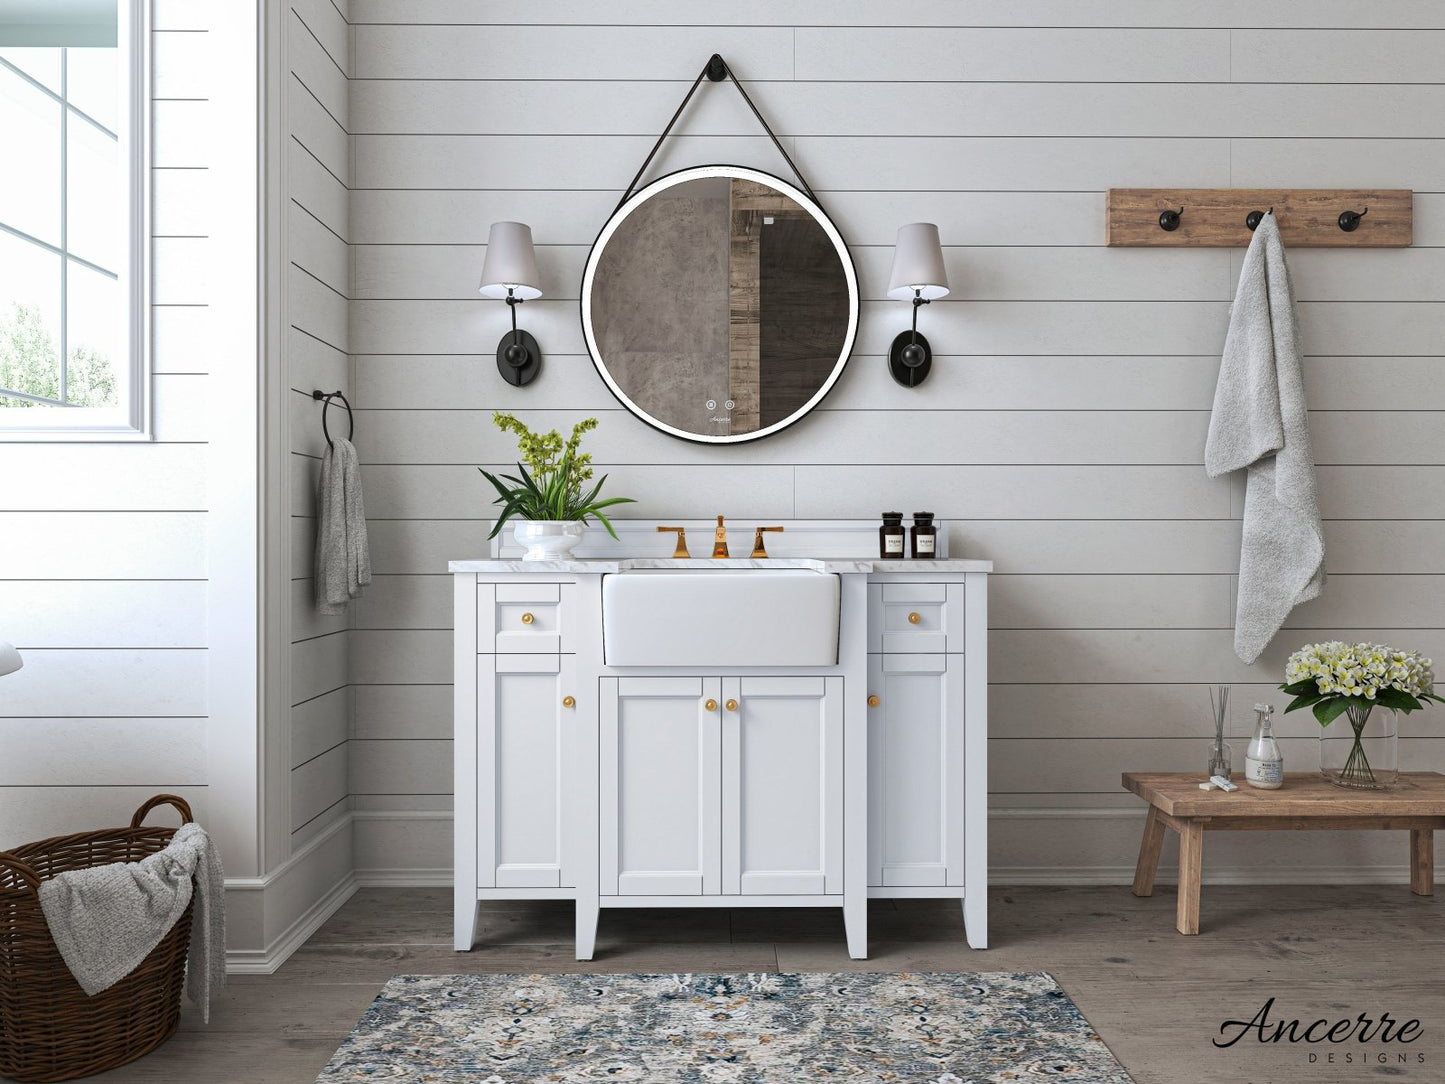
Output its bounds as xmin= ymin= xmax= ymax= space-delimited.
xmin=513 ymin=519 xmax=585 ymax=561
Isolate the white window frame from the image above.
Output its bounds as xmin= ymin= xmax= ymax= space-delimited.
xmin=0 ymin=0 xmax=151 ymax=441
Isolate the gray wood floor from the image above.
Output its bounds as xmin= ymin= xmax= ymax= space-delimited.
xmin=76 ymin=884 xmax=1444 ymax=1084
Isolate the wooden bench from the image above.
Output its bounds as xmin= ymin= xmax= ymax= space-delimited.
xmin=1122 ymin=771 xmax=1444 ymax=934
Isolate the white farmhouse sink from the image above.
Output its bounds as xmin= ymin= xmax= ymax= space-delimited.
xmin=602 ymin=569 xmax=840 ymax=667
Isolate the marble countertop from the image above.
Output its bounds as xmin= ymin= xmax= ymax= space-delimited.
xmin=447 ymin=557 xmax=993 ymax=573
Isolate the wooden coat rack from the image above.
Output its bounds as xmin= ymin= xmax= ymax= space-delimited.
xmin=1106 ymin=189 xmax=1412 ymax=247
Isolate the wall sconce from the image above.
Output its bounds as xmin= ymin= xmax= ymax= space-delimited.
xmin=886 ymin=222 xmax=950 ymax=388
xmin=479 ymin=221 xmax=543 ymax=386
xmin=0 ymin=641 xmax=22 ymax=678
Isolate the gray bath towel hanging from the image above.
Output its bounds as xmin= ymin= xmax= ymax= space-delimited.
xmin=315 ymin=436 xmax=371 ymax=614
xmin=1204 ymin=212 xmax=1325 ymax=664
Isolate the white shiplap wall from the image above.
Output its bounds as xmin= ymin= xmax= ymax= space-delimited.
xmin=285 ymin=0 xmax=351 ymax=850
xmin=345 ymin=0 xmax=1445 ymax=883
xmin=0 ymin=8 xmax=212 ymax=848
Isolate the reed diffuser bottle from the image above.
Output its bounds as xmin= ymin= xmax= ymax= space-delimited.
xmin=1207 ymin=685 xmax=1232 ymax=780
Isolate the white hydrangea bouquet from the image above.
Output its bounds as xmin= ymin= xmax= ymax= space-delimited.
xmin=1281 ymin=641 xmax=1443 ymax=786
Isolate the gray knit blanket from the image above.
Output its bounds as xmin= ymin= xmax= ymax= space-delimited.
xmin=38 ymin=822 xmax=227 ymax=1022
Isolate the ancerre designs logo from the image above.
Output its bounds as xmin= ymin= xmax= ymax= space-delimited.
xmin=1214 ymin=998 xmax=1426 ymax=1066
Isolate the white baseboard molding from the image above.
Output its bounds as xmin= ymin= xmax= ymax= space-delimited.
xmin=226 ymin=872 xmax=358 ymax=974
xmin=224 ymin=812 xmax=358 ymax=974
xmin=994 ymin=864 xmax=1431 ymax=886
xmin=355 ymin=867 xmax=454 ymax=887
xmin=350 ymin=865 xmax=1432 ymax=890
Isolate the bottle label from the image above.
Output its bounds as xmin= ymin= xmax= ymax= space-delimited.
xmin=916 ymin=535 xmax=935 ymax=554
xmin=1246 ymin=758 xmax=1283 ymax=785
xmin=884 ymin=536 xmax=904 ymax=554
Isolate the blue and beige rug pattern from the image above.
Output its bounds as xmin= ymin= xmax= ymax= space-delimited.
xmin=317 ymin=970 xmax=1132 ymax=1082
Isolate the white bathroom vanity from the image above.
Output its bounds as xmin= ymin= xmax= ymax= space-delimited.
xmin=451 ymin=522 xmax=990 ymax=960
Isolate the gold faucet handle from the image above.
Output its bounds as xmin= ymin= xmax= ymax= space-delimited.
xmin=750 ymin=525 xmax=785 ymax=559
xmin=656 ymin=525 xmax=690 ymax=559
xmin=712 ymin=515 xmax=729 ymax=559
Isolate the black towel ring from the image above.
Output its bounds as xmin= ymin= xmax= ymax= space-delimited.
xmin=312 ymin=389 xmax=353 ymax=449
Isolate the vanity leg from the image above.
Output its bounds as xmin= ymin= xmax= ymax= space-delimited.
xmin=453 ymin=897 xmax=478 ymax=952
xmin=963 ymin=892 xmax=988 ymax=950
xmin=575 ymin=899 xmax=600 ymax=961
xmin=843 ymin=897 xmax=867 ymax=960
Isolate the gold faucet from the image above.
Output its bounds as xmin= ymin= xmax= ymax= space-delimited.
xmin=657 ymin=525 xmax=690 ymax=558
xmin=712 ymin=515 xmax=729 ymax=558
xmin=750 ymin=526 xmax=784 ymax=558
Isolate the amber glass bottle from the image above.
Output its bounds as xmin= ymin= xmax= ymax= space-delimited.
xmin=910 ymin=512 xmax=937 ymax=558
xmin=879 ymin=512 xmax=905 ymax=558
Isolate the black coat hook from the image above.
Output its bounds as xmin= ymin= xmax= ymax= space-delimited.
xmin=1246 ymin=207 xmax=1273 ymax=231
xmin=1338 ymin=206 xmax=1368 ymax=232
xmin=1158 ymin=206 xmax=1184 ymax=232
xmin=312 ymin=389 xmax=354 ymax=449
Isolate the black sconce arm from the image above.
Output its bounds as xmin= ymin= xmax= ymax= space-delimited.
xmin=910 ymin=288 xmax=930 ymax=347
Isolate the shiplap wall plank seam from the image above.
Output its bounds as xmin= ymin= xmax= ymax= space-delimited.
xmin=291 ymin=324 xmax=349 ymax=359
xmin=293 ymin=11 xmax=350 ymax=82
xmin=292 ymin=133 xmax=348 ymax=193
xmin=294 ymin=198 xmax=351 ymax=247
xmin=292 ymin=71 xmax=350 ymax=138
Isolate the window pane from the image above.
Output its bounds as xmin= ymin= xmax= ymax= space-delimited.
xmin=0 ymin=64 xmax=61 ymax=247
xmin=66 ymin=47 xmax=117 ymax=133
xmin=66 ymin=260 xmax=119 ymax=407
xmin=66 ymin=113 xmax=118 ymax=269
xmin=0 ymin=231 xmax=62 ymax=407
xmin=0 ymin=48 xmax=61 ymax=94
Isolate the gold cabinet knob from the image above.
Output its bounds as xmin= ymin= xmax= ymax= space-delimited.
xmin=704 ymin=698 xmax=718 ymax=712
xmin=908 ymin=611 xmax=921 ymax=625
xmin=867 ymin=695 xmax=880 ymax=708
xmin=562 ymin=696 xmax=575 ymax=709
xmin=521 ymin=612 xmax=535 ymax=625
xmin=724 ymin=698 xmax=739 ymax=712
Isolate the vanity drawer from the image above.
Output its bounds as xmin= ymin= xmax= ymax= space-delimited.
xmin=869 ymin=582 xmax=965 ymax=654
xmin=881 ymin=599 xmax=946 ymax=653
xmin=481 ymin=583 xmax=570 ymax=653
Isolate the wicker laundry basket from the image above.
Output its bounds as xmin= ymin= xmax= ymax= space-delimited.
xmin=0 ymin=794 xmax=196 ymax=1082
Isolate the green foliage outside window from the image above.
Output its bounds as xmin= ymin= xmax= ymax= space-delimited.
xmin=0 ymin=303 xmax=116 ymax=407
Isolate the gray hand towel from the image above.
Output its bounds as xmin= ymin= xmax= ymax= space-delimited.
xmin=315 ymin=436 xmax=371 ymax=614
xmin=38 ymin=822 xmax=227 ymax=1022
xmin=1204 ymin=212 xmax=1325 ymax=664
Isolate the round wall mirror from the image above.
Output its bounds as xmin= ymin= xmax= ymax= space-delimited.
xmin=582 ymin=166 xmax=859 ymax=444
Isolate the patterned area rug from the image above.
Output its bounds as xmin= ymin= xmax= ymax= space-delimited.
xmin=316 ymin=971 xmax=1133 ymax=1082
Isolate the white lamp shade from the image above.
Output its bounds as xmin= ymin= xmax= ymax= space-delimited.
xmin=479 ymin=221 xmax=543 ymax=300
xmin=886 ymin=222 xmax=950 ymax=301
xmin=0 ymin=641 xmax=22 ymax=678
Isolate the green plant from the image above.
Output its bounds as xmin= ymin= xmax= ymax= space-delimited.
xmin=0 ymin=303 xmax=117 ymax=408
xmin=480 ymin=412 xmax=634 ymax=539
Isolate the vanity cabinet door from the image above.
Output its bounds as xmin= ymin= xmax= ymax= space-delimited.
xmin=722 ymin=676 xmax=843 ymax=896
xmin=867 ymin=653 xmax=966 ymax=888
xmin=600 ymin=677 xmax=722 ymax=896
xmin=477 ymin=653 xmax=577 ymax=889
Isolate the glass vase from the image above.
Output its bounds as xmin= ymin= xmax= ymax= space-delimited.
xmin=1319 ymin=703 xmax=1399 ymax=789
